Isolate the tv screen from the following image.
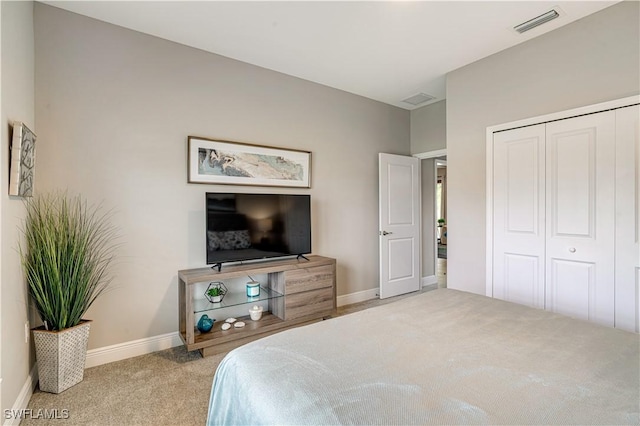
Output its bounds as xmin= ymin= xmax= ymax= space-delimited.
xmin=206 ymin=193 xmax=311 ymax=265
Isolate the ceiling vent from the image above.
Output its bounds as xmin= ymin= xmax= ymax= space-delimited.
xmin=402 ymin=93 xmax=436 ymax=107
xmin=514 ymin=9 xmax=560 ymax=34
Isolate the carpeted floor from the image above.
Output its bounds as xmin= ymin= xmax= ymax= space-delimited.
xmin=23 ymin=346 xmax=225 ymax=425
xmin=23 ymin=286 xmax=434 ymax=425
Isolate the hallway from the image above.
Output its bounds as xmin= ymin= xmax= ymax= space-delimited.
xmin=437 ymin=258 xmax=447 ymax=288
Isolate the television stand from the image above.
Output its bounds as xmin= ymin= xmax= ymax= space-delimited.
xmin=178 ymin=255 xmax=336 ymax=357
xmin=296 ymin=254 xmax=310 ymax=261
xmin=210 ymin=263 xmax=222 ymax=272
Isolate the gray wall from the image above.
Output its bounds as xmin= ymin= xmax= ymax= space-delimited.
xmin=410 ymin=100 xmax=446 ymax=154
xmin=446 ymin=1 xmax=640 ymax=294
xmin=34 ymin=4 xmax=410 ymax=350
xmin=1 ymin=0 xmax=35 ymax=414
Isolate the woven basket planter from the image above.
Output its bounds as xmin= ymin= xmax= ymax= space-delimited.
xmin=32 ymin=320 xmax=91 ymax=394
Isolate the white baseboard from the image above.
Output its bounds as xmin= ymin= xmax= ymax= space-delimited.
xmin=422 ymin=275 xmax=437 ymax=287
xmin=85 ymin=332 xmax=183 ymax=369
xmin=4 ymin=365 xmax=38 ymax=426
xmin=336 ymin=288 xmax=379 ymax=307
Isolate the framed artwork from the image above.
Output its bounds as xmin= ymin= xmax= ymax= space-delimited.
xmin=188 ymin=136 xmax=311 ymax=188
xmin=9 ymin=121 xmax=36 ymax=197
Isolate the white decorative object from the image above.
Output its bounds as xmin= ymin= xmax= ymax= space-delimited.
xmin=234 ymin=321 xmax=246 ymax=328
xmin=225 ymin=318 xmax=237 ymax=324
xmin=249 ymin=305 xmax=263 ymax=321
xmin=221 ymin=323 xmax=231 ymax=331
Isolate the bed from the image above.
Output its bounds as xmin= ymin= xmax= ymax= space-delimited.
xmin=207 ymin=289 xmax=640 ymax=425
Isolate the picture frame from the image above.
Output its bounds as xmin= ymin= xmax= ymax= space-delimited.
xmin=9 ymin=121 xmax=36 ymax=197
xmin=188 ymin=136 xmax=311 ymax=188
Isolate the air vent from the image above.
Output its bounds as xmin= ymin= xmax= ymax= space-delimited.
xmin=402 ymin=93 xmax=436 ymax=106
xmin=514 ymin=9 xmax=560 ymax=34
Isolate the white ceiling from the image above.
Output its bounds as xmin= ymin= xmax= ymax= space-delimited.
xmin=41 ymin=1 xmax=618 ymax=110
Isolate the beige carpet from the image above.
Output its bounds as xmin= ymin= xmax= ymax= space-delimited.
xmin=23 ymin=287 xmax=433 ymax=425
xmin=23 ymin=346 xmax=225 ymax=425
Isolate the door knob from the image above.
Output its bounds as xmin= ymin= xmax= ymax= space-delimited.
xmin=568 ymin=247 xmax=576 ymax=253
xmin=380 ymin=231 xmax=393 ymax=236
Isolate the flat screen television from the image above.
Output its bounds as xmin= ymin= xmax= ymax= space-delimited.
xmin=206 ymin=192 xmax=311 ymax=267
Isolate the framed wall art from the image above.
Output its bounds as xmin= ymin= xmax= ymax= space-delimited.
xmin=9 ymin=121 xmax=36 ymax=197
xmin=188 ymin=136 xmax=311 ymax=188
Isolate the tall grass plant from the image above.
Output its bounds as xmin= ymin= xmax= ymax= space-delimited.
xmin=20 ymin=193 xmax=118 ymax=331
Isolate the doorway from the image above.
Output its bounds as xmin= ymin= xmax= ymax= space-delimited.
xmin=435 ymin=159 xmax=447 ymax=288
xmin=415 ymin=150 xmax=447 ymax=290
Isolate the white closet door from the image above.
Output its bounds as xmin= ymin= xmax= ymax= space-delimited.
xmin=545 ymin=111 xmax=616 ymax=327
xmin=492 ymin=125 xmax=546 ymax=308
xmin=615 ymin=105 xmax=640 ymax=332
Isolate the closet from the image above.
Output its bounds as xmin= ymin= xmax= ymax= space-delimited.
xmin=487 ymin=97 xmax=639 ymax=332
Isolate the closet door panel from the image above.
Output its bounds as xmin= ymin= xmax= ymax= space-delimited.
xmin=492 ymin=125 xmax=545 ymax=308
xmin=615 ymin=105 xmax=640 ymax=332
xmin=545 ymin=111 xmax=615 ymax=327
xmin=552 ymin=133 xmax=592 ymax=236
xmin=547 ymin=259 xmax=595 ymax=322
xmin=502 ymin=254 xmax=541 ymax=307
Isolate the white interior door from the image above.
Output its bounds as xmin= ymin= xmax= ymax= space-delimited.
xmin=379 ymin=153 xmax=421 ymax=299
xmin=492 ymin=124 xmax=546 ymax=308
xmin=545 ymin=111 xmax=615 ymax=326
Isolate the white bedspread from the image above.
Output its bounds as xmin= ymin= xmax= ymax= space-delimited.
xmin=207 ymin=289 xmax=640 ymax=425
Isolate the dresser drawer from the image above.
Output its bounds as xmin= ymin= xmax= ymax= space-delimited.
xmin=285 ymin=264 xmax=335 ymax=294
xmin=285 ymin=287 xmax=334 ymax=320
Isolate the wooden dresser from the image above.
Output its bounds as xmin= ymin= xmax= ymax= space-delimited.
xmin=178 ymin=255 xmax=336 ymax=356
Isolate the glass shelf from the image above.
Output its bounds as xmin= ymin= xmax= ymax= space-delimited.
xmin=193 ymin=286 xmax=283 ymax=313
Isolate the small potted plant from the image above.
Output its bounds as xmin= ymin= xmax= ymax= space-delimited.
xmin=437 ymin=218 xmax=446 ymax=227
xmin=205 ymin=281 xmax=227 ymax=303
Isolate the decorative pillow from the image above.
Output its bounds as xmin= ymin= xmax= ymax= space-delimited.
xmin=207 ymin=231 xmax=222 ymax=251
xmin=221 ymin=230 xmax=251 ymax=250
xmin=208 ymin=230 xmax=251 ymax=250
